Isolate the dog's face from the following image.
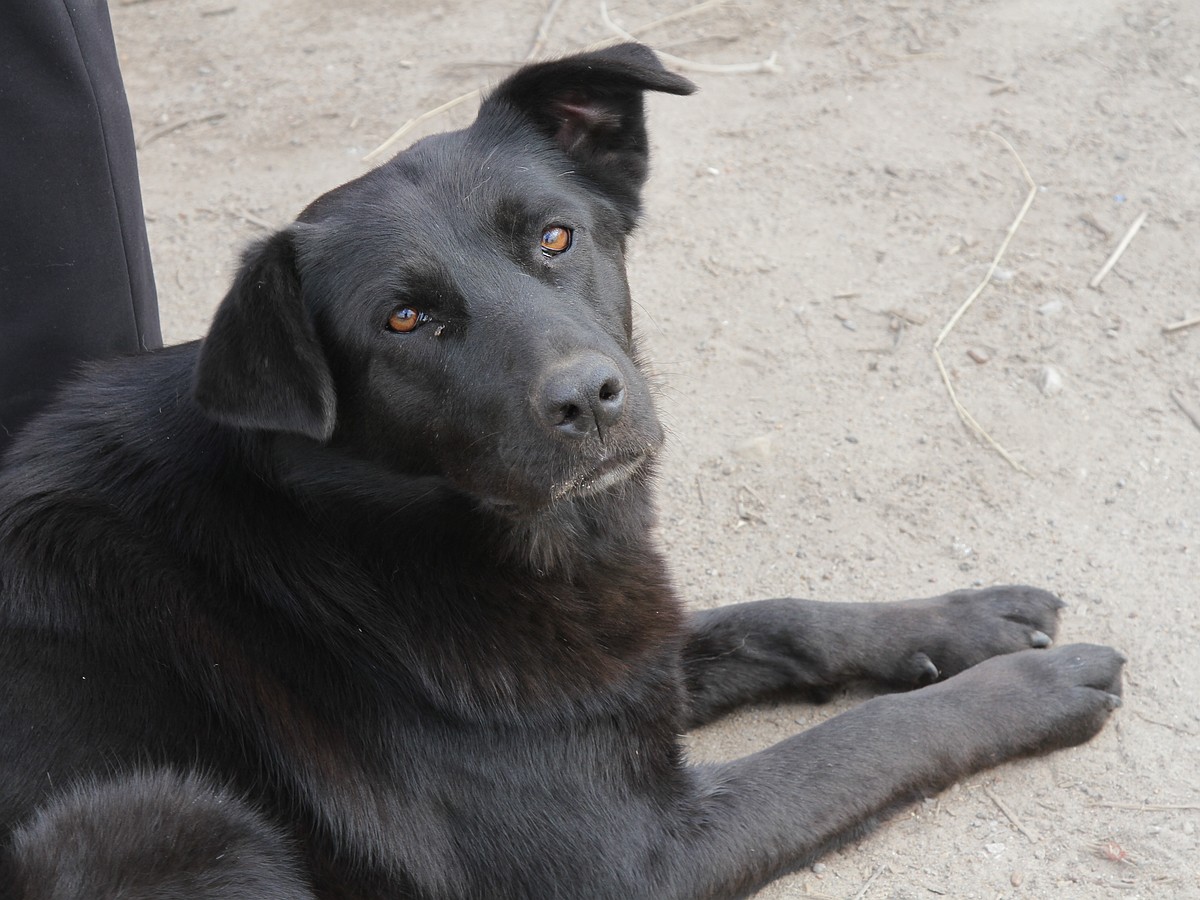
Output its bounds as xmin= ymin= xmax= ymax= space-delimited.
xmin=292 ymin=127 xmax=658 ymax=512
xmin=193 ymin=45 xmax=694 ymax=515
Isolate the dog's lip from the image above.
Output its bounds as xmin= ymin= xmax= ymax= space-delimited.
xmin=550 ymin=447 xmax=655 ymax=503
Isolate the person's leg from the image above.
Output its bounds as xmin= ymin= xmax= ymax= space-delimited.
xmin=0 ymin=0 xmax=161 ymax=451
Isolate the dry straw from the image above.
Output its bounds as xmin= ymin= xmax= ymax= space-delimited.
xmin=364 ymin=0 xmax=774 ymax=163
xmin=932 ymin=132 xmax=1036 ymax=475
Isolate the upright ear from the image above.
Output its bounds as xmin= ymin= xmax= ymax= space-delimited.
xmin=193 ymin=229 xmax=336 ymax=441
xmin=481 ymin=43 xmax=695 ymax=226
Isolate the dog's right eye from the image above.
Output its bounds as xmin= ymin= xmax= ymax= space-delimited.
xmin=540 ymin=226 xmax=572 ymax=256
xmin=386 ymin=307 xmax=427 ymax=333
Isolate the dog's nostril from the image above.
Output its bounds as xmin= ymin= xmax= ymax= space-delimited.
xmin=538 ymin=356 xmax=627 ymax=438
xmin=558 ymin=403 xmax=582 ymax=426
xmin=597 ymin=376 xmax=623 ymax=403
xmin=593 ymin=377 xmax=624 ymax=432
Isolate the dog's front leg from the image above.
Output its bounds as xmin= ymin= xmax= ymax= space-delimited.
xmin=669 ymin=643 xmax=1123 ymax=899
xmin=682 ymin=585 xmax=1065 ymax=726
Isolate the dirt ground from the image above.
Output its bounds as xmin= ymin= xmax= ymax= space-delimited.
xmin=111 ymin=0 xmax=1199 ymax=896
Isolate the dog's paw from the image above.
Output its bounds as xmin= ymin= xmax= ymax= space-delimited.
xmin=881 ymin=585 xmax=1066 ymax=685
xmin=950 ymin=643 xmax=1125 ymax=755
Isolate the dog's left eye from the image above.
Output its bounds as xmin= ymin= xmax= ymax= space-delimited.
xmin=540 ymin=226 xmax=572 ymax=256
xmin=386 ymin=307 xmax=428 ymax=333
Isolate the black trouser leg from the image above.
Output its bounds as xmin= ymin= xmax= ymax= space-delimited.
xmin=0 ymin=0 xmax=160 ymax=451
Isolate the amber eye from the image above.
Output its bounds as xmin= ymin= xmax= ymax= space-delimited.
xmin=387 ymin=307 xmax=424 ymax=333
xmin=540 ymin=225 xmax=572 ymax=256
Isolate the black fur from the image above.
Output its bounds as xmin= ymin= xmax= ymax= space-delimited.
xmin=0 ymin=44 xmax=1123 ymax=899
xmin=9 ymin=771 xmax=314 ymax=900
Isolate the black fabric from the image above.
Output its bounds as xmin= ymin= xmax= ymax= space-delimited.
xmin=0 ymin=0 xmax=160 ymax=450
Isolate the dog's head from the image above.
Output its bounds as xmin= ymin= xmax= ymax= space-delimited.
xmin=193 ymin=44 xmax=694 ymax=515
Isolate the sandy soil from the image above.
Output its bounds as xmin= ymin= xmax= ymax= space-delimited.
xmin=111 ymin=1 xmax=1199 ymax=896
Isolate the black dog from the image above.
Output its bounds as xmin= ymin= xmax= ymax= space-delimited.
xmin=0 ymin=44 xmax=1123 ymax=899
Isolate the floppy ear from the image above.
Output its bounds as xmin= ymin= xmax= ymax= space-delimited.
xmin=481 ymin=42 xmax=695 ymax=226
xmin=193 ymin=229 xmax=336 ymax=441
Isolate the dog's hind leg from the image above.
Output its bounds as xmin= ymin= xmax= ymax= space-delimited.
xmin=681 ymin=585 xmax=1066 ymax=726
xmin=8 ymin=769 xmax=315 ymax=900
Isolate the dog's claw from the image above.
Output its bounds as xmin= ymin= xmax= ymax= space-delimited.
xmin=913 ymin=653 xmax=940 ymax=685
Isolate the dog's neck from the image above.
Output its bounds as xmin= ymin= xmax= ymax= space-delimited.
xmin=261 ymin=432 xmax=661 ymax=578
xmin=232 ymin=432 xmax=682 ymax=720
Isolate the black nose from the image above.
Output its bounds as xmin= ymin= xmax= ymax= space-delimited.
xmin=537 ymin=355 xmax=626 ymax=438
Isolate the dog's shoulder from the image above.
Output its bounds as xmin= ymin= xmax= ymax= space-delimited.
xmin=0 ymin=343 xmax=252 ymax=615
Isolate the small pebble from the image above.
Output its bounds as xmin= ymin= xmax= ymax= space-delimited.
xmin=1038 ymin=298 xmax=1064 ymax=316
xmin=811 ymin=862 xmax=826 ymax=874
xmin=967 ymin=347 xmax=990 ymax=364
xmin=732 ymin=434 xmax=774 ymax=461
xmin=1184 ymin=820 xmax=1195 ymax=836
xmin=1011 ymin=871 xmax=1024 ymax=887
xmin=1038 ymin=365 xmax=1064 ymax=396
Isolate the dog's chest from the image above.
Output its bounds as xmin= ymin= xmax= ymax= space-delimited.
xmin=266 ymin=625 xmax=688 ymax=896
xmin=197 ymin=524 xmax=686 ymax=886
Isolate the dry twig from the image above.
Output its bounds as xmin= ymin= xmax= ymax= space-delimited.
xmin=1079 ymin=212 xmax=1111 ymax=239
xmin=600 ymin=2 xmax=782 ymax=74
xmin=850 ymin=864 xmax=887 ymax=900
xmin=1088 ymin=211 xmax=1148 ymax=289
xmin=363 ymin=92 xmax=479 ymax=163
xmin=1169 ymin=389 xmax=1200 ymax=433
xmin=232 ymin=208 xmax=276 ymax=230
xmin=1089 ymin=801 xmax=1200 ymax=812
xmin=1162 ymin=314 xmax=1200 ymax=334
xmin=137 ymin=112 xmax=226 ymax=149
xmin=613 ymin=0 xmax=730 ymax=35
xmin=932 ymin=132 xmax=1036 ymax=475
xmin=983 ymin=784 xmax=1039 ymax=843
xmin=526 ymin=0 xmax=567 ymax=61
xmin=1133 ymin=709 xmax=1197 ymax=734
xmin=364 ymin=0 xmax=735 ymax=162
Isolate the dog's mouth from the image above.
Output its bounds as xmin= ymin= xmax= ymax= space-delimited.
xmin=549 ymin=447 xmax=656 ymax=504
